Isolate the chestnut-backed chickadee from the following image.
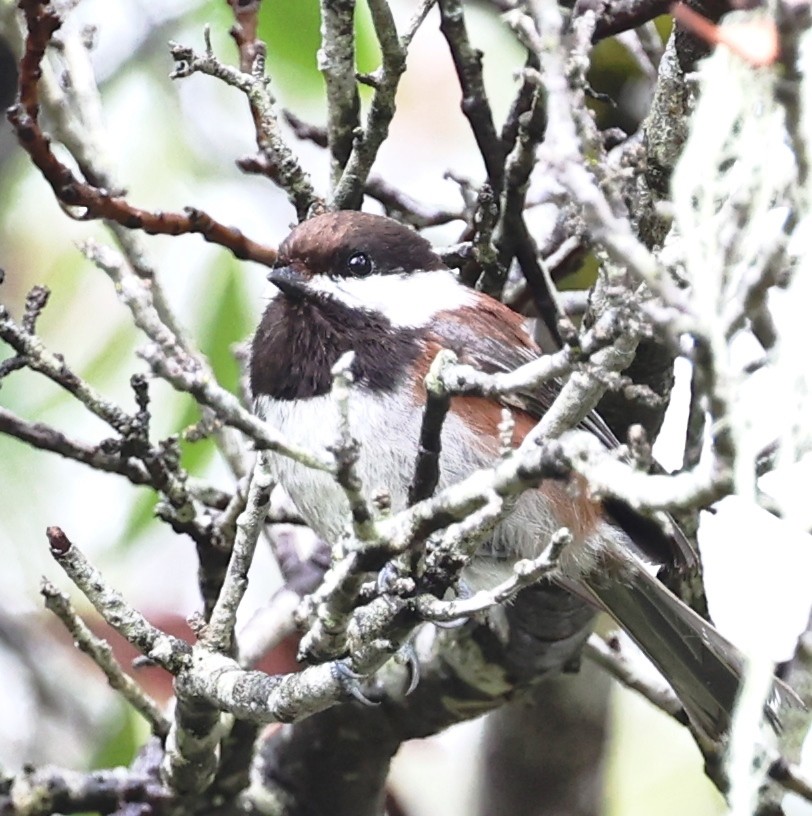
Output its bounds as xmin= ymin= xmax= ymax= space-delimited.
xmin=251 ymin=210 xmax=777 ymax=741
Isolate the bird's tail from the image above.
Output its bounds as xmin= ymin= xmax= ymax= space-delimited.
xmin=557 ymin=535 xmax=791 ymax=741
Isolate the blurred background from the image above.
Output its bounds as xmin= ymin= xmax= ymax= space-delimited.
xmin=0 ymin=1 xmax=810 ymax=813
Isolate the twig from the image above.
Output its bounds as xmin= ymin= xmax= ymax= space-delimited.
xmin=0 ymin=304 xmax=132 ymax=434
xmin=507 ymin=5 xmax=688 ymax=312
xmin=408 ymin=350 xmax=453 ymax=506
xmin=45 ymin=525 xmax=401 ymax=725
xmin=586 ymin=632 xmax=812 ymax=807
xmin=561 ymin=430 xmax=729 ymax=511
xmin=364 ymin=176 xmax=464 ymax=227
xmin=8 ymin=2 xmax=279 ymax=265
xmin=470 ymin=184 xmax=505 ymax=297
xmin=319 ymin=0 xmax=361 ymax=186
xmin=170 ymin=28 xmax=317 ymax=220
xmin=438 ymin=0 xmax=506 ymax=193
xmin=0 ymin=299 xmax=224 ymax=558
xmin=227 ymin=0 xmax=263 ymax=73
xmin=0 ymin=406 xmax=152 ymax=485
xmin=203 ymin=453 xmax=273 ymax=657
xmin=40 ymin=579 xmax=170 ymax=737
xmin=0 ymin=764 xmax=170 ymax=816
xmin=296 ymin=550 xmax=369 ymax=664
xmin=330 ymin=0 xmax=419 ymax=209
xmin=46 ymin=526 xmax=191 ymax=673
xmin=328 ymin=352 xmax=376 ymax=539
xmin=138 ymin=341 xmax=334 ymax=473
xmin=80 ymin=239 xmax=249 ymax=481
xmin=283 ymin=109 xmax=329 ymax=147
xmin=228 ymin=0 xmax=325 ymax=216
xmin=27 ymin=3 xmax=251 ymax=491
xmin=727 ymin=655 xmax=776 ymax=816
xmin=768 ymin=757 xmax=812 ymax=805
xmin=402 ymin=0 xmax=439 ymax=47
xmin=438 ymin=343 xmax=575 ymax=399
xmin=494 ymin=74 xmax=563 ymax=342
xmin=572 ymin=0 xmax=672 ymax=43
xmin=415 ymin=528 xmax=571 ymax=621
xmin=583 ymin=632 xmax=688 ymax=723
xmin=521 ymin=276 xmax=641 ymax=448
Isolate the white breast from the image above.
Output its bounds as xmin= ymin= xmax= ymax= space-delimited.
xmin=256 ymin=390 xmax=480 ymax=542
xmin=255 ymin=390 xmax=569 ymax=574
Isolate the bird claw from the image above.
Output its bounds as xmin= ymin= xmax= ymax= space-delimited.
xmin=375 ymin=561 xmax=416 ymax=597
xmin=431 ymin=616 xmax=470 ymax=630
xmin=332 ymin=661 xmax=380 ymax=707
xmin=395 ymin=642 xmax=421 ymax=696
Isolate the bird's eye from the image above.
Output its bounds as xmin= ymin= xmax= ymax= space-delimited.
xmin=345 ymin=251 xmax=373 ymax=277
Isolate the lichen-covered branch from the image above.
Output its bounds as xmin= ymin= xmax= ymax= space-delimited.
xmin=319 ymin=0 xmax=361 ymax=186
xmin=0 ymin=763 xmax=170 ymax=816
xmin=203 ymin=453 xmax=274 ymax=657
xmin=329 ymin=0 xmax=431 ymax=210
xmin=170 ymin=28 xmax=318 ymax=221
xmin=40 ymin=579 xmax=171 ymax=738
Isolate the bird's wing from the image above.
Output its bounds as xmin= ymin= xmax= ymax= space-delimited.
xmin=424 ymin=294 xmax=697 ymax=570
xmin=425 ymin=292 xmax=798 ymax=742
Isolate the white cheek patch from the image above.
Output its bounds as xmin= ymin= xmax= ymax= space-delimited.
xmin=308 ymin=269 xmax=474 ymax=328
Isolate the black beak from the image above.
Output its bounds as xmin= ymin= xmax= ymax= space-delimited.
xmin=267 ymin=266 xmax=313 ymax=302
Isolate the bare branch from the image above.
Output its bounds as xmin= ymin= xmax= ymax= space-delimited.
xmin=8 ymin=1 xmax=279 ymax=265
xmin=0 ymin=764 xmax=169 ymax=816
xmin=203 ymin=454 xmax=273 ymax=657
xmin=414 ymin=528 xmax=571 ymax=621
xmin=47 ymin=525 xmax=191 ymax=671
xmin=0 ymin=304 xmax=135 ymax=435
xmin=40 ymin=579 xmax=171 ymax=738
xmin=438 ymin=0 xmax=505 ymax=192
xmin=330 ymin=0 xmax=415 ymax=209
xmin=319 ymin=0 xmax=361 ymax=186
xmin=0 ymin=406 xmax=152 ymax=486
xmin=507 ymin=4 xmax=689 ymax=311
xmin=79 ymin=239 xmax=249 ymax=481
xmin=170 ymin=29 xmax=318 ymax=221
xmin=408 ymin=349 xmax=453 ymax=506
xmin=584 ymin=633 xmax=688 ymax=723
xmin=227 ymin=0 xmax=263 ymax=73
xmin=574 ymin=0 xmax=672 ymax=42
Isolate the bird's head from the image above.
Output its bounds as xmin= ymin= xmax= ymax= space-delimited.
xmin=265 ymin=211 xmax=467 ymax=328
xmin=251 ymin=211 xmax=473 ymax=401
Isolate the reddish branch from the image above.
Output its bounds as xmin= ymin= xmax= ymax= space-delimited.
xmin=9 ymin=0 xmax=278 ymax=267
xmin=226 ymin=0 xmax=275 ymax=187
xmin=227 ymin=0 xmax=263 ymax=73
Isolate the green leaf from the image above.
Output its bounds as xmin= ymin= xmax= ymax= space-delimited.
xmin=558 ymin=253 xmax=599 ymax=292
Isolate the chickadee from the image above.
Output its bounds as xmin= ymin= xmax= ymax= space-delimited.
xmin=251 ymin=210 xmax=775 ymax=740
